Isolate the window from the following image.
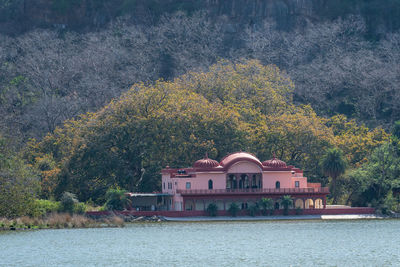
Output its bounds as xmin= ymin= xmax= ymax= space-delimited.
xmin=295 ymin=181 xmax=300 ymax=188
xmin=252 ymin=175 xmax=257 ymax=187
xmin=208 ymin=179 xmax=213 ymax=190
xmin=168 ymin=182 xmax=172 ymax=189
xmin=186 ymin=182 xmax=191 ymax=189
xmin=275 ymin=181 xmax=280 ymax=189
xmin=163 ymin=182 xmax=165 ymax=189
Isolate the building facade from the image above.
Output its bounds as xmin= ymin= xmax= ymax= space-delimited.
xmin=161 ymin=152 xmax=329 ymax=212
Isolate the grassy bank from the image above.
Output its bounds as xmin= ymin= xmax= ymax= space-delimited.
xmin=0 ymin=213 xmax=124 ymax=231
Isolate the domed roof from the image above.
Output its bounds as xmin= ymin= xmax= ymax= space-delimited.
xmin=193 ymin=153 xmax=220 ymax=168
xmin=220 ymin=152 xmax=262 ymax=167
xmin=262 ymin=154 xmax=287 ymax=168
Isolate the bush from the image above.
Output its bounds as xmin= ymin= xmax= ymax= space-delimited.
xmin=74 ymin=202 xmax=87 ymax=214
xmin=295 ymin=207 xmax=303 ymax=215
xmin=228 ymin=202 xmax=240 ymax=217
xmin=206 ymin=203 xmax=218 ymax=217
xmin=259 ymin=198 xmax=273 ymax=216
xmin=248 ymin=204 xmax=259 ymax=217
xmin=60 ymin=192 xmax=78 ymax=213
xmin=105 ymin=189 xmax=131 ymax=211
xmin=29 ymin=199 xmax=60 ymax=217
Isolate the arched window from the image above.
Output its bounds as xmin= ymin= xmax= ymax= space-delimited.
xmin=275 ymin=181 xmax=280 ymax=189
xmin=232 ymin=175 xmax=237 ymax=189
xmin=208 ymin=179 xmax=213 ymax=190
xmin=252 ymin=175 xmax=257 ymax=188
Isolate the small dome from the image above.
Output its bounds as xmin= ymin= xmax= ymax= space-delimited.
xmin=194 ymin=153 xmax=220 ymax=168
xmin=262 ymin=154 xmax=287 ymax=168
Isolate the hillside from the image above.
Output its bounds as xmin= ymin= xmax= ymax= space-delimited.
xmin=1 ymin=0 xmax=400 ymax=35
xmin=1 ymin=7 xmax=400 ymax=144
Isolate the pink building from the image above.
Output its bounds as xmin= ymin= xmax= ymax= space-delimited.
xmin=161 ymin=152 xmax=329 ymax=212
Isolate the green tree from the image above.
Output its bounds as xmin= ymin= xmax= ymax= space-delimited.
xmin=206 ymin=203 xmax=218 ymax=217
xmin=0 ymin=136 xmax=39 ymax=218
xmin=320 ymin=148 xmax=347 ymax=204
xmin=280 ymin=195 xmax=293 ymax=215
xmin=342 ymin=142 xmax=400 ymax=210
xmin=391 ymin=120 xmax=400 ymax=140
xmin=105 ymin=189 xmax=131 ymax=211
xmin=248 ymin=204 xmax=259 ymax=217
xmin=60 ymin=192 xmax=78 ymax=213
xmin=228 ymin=202 xmax=240 ymax=217
xmin=259 ymin=198 xmax=274 ymax=215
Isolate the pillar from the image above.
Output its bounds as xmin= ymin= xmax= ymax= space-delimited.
xmin=323 ymin=196 xmax=327 ymax=209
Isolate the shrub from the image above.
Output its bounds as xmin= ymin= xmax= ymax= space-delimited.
xmin=248 ymin=204 xmax=259 ymax=217
xmin=105 ymin=189 xmax=131 ymax=211
xmin=259 ymin=198 xmax=273 ymax=216
xmin=74 ymin=202 xmax=87 ymax=214
xmin=281 ymin=195 xmax=293 ymax=216
xmin=295 ymin=207 xmax=303 ymax=215
xmin=29 ymin=199 xmax=60 ymax=217
xmin=228 ymin=202 xmax=240 ymax=217
xmin=60 ymin=192 xmax=78 ymax=213
xmin=206 ymin=203 xmax=218 ymax=217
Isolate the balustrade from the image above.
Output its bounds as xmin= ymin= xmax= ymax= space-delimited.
xmin=176 ymin=187 xmax=329 ymax=195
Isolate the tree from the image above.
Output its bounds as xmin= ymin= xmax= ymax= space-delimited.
xmin=206 ymin=203 xmax=218 ymax=217
xmin=228 ymin=203 xmax=240 ymax=217
xmin=280 ymin=195 xmax=293 ymax=215
xmin=60 ymin=191 xmax=78 ymax=213
xmin=105 ymin=189 xmax=131 ymax=211
xmin=0 ymin=136 xmax=39 ymax=218
xmin=320 ymin=148 xmax=347 ymax=204
xmin=343 ymin=142 xmax=400 ymax=210
xmin=259 ymin=198 xmax=274 ymax=215
xmin=248 ymin=204 xmax=259 ymax=217
xmin=392 ymin=120 xmax=400 ymax=140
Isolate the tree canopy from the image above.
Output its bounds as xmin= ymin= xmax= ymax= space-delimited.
xmin=24 ymin=60 xmax=389 ymax=204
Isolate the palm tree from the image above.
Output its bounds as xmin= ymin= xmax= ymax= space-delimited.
xmin=259 ymin=198 xmax=274 ymax=215
xmin=281 ymin=195 xmax=293 ymax=215
xmin=206 ymin=203 xmax=218 ymax=217
xmin=228 ymin=202 xmax=240 ymax=217
xmin=320 ymin=148 xmax=347 ymax=204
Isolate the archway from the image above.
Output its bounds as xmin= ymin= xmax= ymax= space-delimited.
xmin=208 ymin=179 xmax=213 ymax=190
xmin=275 ymin=181 xmax=280 ymax=189
xmin=315 ymin=199 xmax=323 ymax=209
xmin=305 ymin=199 xmax=314 ymax=209
xmin=295 ymin=199 xmax=304 ymax=209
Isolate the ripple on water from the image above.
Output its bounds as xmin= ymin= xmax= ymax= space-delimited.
xmin=0 ymin=220 xmax=400 ymax=267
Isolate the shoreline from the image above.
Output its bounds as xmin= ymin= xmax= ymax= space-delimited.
xmin=163 ymin=214 xmax=386 ymax=222
xmin=1 ymin=213 xmax=396 ymax=232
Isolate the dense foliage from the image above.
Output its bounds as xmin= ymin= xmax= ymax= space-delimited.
xmin=22 ymin=60 xmax=390 ymax=206
xmin=0 ymin=136 xmax=39 ymax=218
xmin=105 ymin=189 xmax=131 ymax=211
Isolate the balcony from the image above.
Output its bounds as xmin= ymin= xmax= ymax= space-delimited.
xmin=176 ymin=187 xmax=329 ymax=195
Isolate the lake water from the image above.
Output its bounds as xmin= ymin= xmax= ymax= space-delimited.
xmin=1 ymin=219 xmax=399 ymax=267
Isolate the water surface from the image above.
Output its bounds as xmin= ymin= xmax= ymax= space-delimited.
xmin=1 ymin=219 xmax=399 ymax=266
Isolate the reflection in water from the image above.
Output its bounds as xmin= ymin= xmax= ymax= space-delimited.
xmin=1 ymin=220 xmax=400 ymax=267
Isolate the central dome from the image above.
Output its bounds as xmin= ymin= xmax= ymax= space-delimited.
xmin=262 ymin=154 xmax=287 ymax=168
xmin=219 ymin=152 xmax=262 ymax=167
xmin=193 ymin=153 xmax=220 ymax=168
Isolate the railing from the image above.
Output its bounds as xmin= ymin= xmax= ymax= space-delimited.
xmin=177 ymin=187 xmax=329 ymax=195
